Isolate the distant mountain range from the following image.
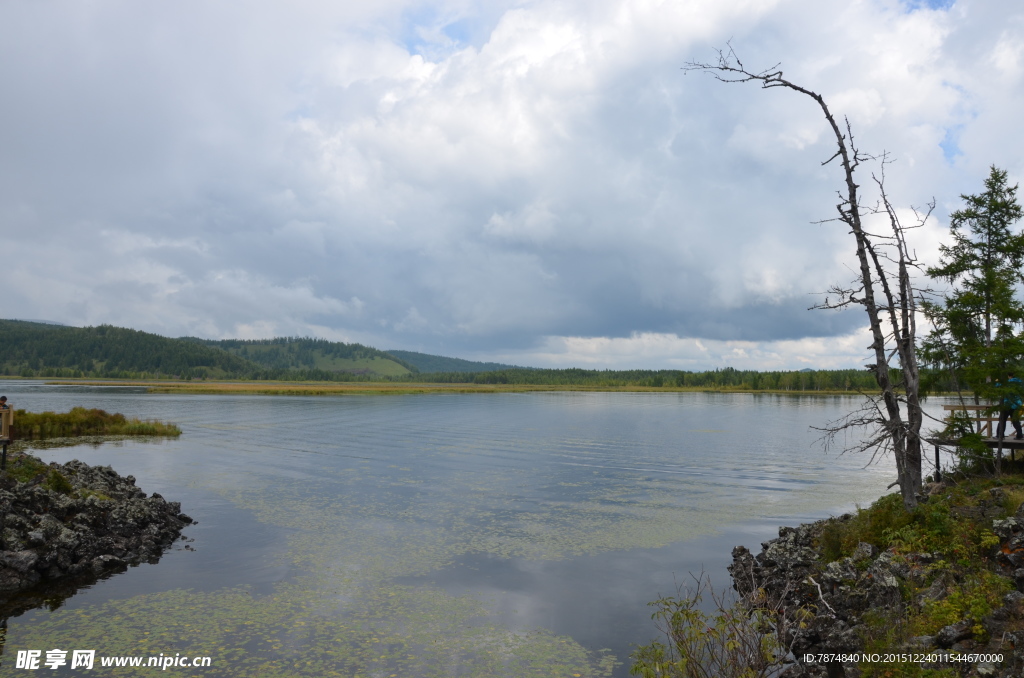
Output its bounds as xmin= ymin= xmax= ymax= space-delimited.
xmin=0 ymin=319 xmax=528 ymax=380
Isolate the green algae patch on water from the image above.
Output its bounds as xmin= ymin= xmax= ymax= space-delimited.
xmin=10 ymin=579 xmax=617 ymax=678
xmin=8 ymin=458 xmax=630 ymax=676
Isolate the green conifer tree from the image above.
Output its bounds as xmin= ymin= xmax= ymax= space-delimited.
xmin=924 ymin=166 xmax=1024 ymax=401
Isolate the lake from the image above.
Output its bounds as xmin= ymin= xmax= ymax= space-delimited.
xmin=0 ymin=383 xmax=921 ymax=676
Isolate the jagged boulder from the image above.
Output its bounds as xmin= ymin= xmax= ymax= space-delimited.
xmin=731 ymin=507 xmax=1024 ymax=678
xmin=0 ymin=455 xmax=194 ymax=595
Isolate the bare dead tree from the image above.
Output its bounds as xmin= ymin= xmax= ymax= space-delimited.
xmin=684 ymin=45 xmax=929 ymax=508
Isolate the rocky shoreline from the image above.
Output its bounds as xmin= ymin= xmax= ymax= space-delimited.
xmin=0 ymin=453 xmax=194 ymax=610
xmin=732 ymin=485 xmax=1024 ymax=677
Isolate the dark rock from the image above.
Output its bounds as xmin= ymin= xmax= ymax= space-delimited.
xmin=727 ymin=501 xmax=1024 ymax=676
xmin=91 ymin=554 xmax=126 ymax=572
xmin=0 ymin=453 xmax=191 ymax=598
xmin=917 ymin=575 xmax=949 ymax=604
xmin=935 ymin=620 xmax=973 ymax=648
xmin=851 ymin=542 xmax=876 ymax=560
xmin=0 ymin=550 xmax=38 ymax=573
xmin=904 ymin=635 xmax=935 ymax=650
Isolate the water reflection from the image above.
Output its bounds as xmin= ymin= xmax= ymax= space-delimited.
xmin=0 ymin=383 xmax=915 ymax=676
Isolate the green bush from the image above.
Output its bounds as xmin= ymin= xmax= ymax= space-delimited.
xmin=44 ymin=469 xmax=73 ymax=495
xmin=4 ymin=453 xmax=49 ymax=483
xmin=912 ymin=570 xmax=1012 ymax=640
xmin=630 ymin=575 xmax=790 ymax=678
xmin=818 ymin=493 xmax=915 ymax=562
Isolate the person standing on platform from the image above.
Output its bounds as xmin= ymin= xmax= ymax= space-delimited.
xmin=997 ymin=374 xmax=1024 ymax=440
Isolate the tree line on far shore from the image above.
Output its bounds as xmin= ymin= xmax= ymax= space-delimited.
xmin=399 ymin=366 xmax=964 ymax=392
xmin=0 ymin=318 xmax=964 ymax=393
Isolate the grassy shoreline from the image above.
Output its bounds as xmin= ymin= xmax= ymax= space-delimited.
xmin=30 ymin=377 xmax=941 ymax=397
xmin=10 ymin=406 xmax=181 ymax=440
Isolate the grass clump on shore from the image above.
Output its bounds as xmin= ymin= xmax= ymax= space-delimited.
xmin=4 ymin=453 xmax=50 ymax=483
xmin=12 ymin=407 xmax=181 ymax=440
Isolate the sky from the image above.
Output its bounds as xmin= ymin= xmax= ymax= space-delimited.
xmin=1 ymin=0 xmax=1022 ymax=370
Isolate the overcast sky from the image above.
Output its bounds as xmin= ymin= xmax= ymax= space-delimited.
xmin=1 ymin=0 xmax=1021 ymax=370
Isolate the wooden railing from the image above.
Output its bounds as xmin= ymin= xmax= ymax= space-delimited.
xmin=0 ymin=407 xmax=12 ymax=441
xmin=941 ymin=403 xmax=1018 ymax=438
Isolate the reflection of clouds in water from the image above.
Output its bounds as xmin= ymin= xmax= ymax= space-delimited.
xmin=8 ymin=387 xmax=906 ymax=677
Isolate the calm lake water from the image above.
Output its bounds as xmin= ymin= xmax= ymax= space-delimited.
xmin=0 ymin=383 xmax=926 ymax=676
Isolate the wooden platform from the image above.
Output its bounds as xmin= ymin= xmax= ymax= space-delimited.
xmin=932 ymin=404 xmax=1024 ymax=452
xmin=940 ymin=403 xmax=1022 ymax=438
xmin=925 ymin=404 xmax=1024 ymax=479
xmin=928 ymin=436 xmax=1024 ymax=450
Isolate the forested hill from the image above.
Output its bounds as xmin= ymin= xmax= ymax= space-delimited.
xmin=385 ymin=350 xmax=525 ymax=374
xmin=189 ymin=337 xmax=416 ymax=377
xmin=0 ymin=320 xmax=255 ymax=379
xmin=0 ymin=320 xmax=413 ymax=380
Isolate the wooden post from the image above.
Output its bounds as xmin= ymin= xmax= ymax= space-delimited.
xmin=934 ymin=445 xmax=941 ymax=482
xmin=0 ymin=408 xmax=9 ymax=472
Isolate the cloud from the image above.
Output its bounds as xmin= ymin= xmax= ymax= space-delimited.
xmin=495 ymin=328 xmax=878 ymax=371
xmin=1 ymin=0 xmax=1021 ymax=368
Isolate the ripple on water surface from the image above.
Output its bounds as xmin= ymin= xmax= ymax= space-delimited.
xmin=3 ymin=386 xmax=906 ymax=676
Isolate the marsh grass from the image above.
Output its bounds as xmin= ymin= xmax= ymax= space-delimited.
xmin=12 ymin=407 xmax=181 ymax=440
xmin=40 ymin=377 xmax=922 ymax=396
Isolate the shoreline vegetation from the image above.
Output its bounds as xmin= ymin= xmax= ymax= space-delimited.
xmin=0 ymin=406 xmax=190 ymax=613
xmin=0 ymin=451 xmax=193 ymax=611
xmin=26 ymin=378 xmax=965 ymax=397
xmin=9 ymin=407 xmax=182 ymax=440
xmin=631 ymin=465 xmax=1024 ymax=677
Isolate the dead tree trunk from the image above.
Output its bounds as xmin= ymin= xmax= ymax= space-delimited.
xmin=685 ymin=46 xmax=927 ymax=508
